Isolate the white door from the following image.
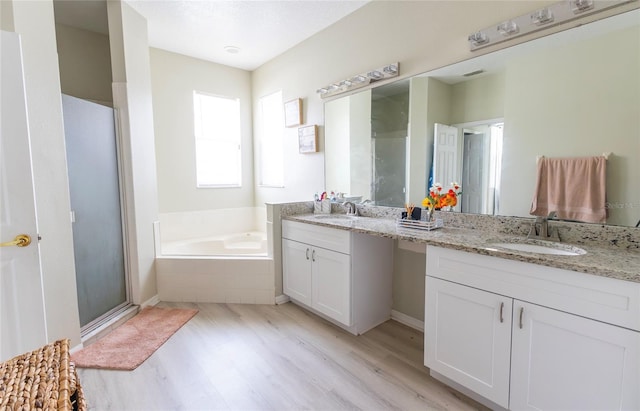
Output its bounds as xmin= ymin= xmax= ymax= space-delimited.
xmin=510 ymin=301 xmax=640 ymax=411
xmin=282 ymin=239 xmax=312 ymax=306
xmin=0 ymin=31 xmax=47 ymax=361
xmin=432 ymin=123 xmax=459 ymax=188
xmin=461 ymin=131 xmax=489 ymax=214
xmin=425 ymin=277 xmax=512 ymax=408
xmin=311 ymin=247 xmax=351 ymax=326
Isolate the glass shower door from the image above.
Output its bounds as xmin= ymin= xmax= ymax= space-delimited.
xmin=62 ymin=94 xmax=128 ymax=330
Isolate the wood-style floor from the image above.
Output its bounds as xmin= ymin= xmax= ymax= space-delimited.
xmin=78 ymin=302 xmax=488 ymax=411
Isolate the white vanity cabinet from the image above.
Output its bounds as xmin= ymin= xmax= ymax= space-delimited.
xmin=425 ymin=246 xmax=640 ymax=410
xmin=282 ymin=220 xmax=393 ymax=335
xmin=425 ymin=277 xmax=513 ymax=406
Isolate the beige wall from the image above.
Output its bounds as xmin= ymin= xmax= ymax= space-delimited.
xmin=408 ymin=77 xmax=429 ymax=205
xmin=324 ymin=96 xmax=350 ymax=193
xmin=500 ymin=26 xmax=640 ymax=226
xmin=4 ymin=0 xmax=82 ymax=347
xmin=251 ymin=0 xmax=560 ymax=206
xmin=149 ymin=48 xmax=254 ymax=213
xmin=392 ymin=246 xmax=426 ymax=322
xmin=325 ymin=90 xmax=372 ymax=199
xmin=253 ymin=1 xmax=637 ymax=322
xmin=55 ymin=23 xmax=113 ymax=105
xmin=450 ymin=72 xmax=505 ymax=125
xmin=107 ymin=1 xmax=159 ymax=305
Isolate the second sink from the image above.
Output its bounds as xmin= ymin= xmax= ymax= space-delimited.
xmin=487 ymin=240 xmax=587 ymax=256
xmin=313 ymin=214 xmax=359 ymax=220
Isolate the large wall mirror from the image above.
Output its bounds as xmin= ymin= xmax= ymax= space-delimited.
xmin=325 ymin=9 xmax=639 ymax=227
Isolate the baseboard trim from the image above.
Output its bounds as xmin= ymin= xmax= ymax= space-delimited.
xmin=70 ymin=343 xmax=84 ymax=354
xmin=142 ymin=294 xmax=160 ymax=308
xmin=275 ymin=294 xmax=290 ymax=305
xmin=391 ymin=310 xmax=424 ymax=331
xmin=80 ymin=305 xmax=139 ymax=347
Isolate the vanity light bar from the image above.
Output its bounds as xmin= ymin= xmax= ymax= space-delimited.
xmin=468 ymin=0 xmax=636 ymax=51
xmin=316 ymin=63 xmax=399 ymax=99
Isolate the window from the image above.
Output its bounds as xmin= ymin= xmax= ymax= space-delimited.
xmin=193 ymin=91 xmax=241 ymax=187
xmin=258 ymin=91 xmax=284 ymax=187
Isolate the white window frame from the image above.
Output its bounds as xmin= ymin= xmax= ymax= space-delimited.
xmin=193 ymin=91 xmax=242 ymax=188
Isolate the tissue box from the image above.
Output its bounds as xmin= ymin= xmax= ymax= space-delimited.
xmin=314 ymin=199 xmax=331 ymax=214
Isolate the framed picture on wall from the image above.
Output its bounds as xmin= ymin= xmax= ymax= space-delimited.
xmin=298 ymin=125 xmax=318 ymax=153
xmin=284 ymin=98 xmax=302 ymax=127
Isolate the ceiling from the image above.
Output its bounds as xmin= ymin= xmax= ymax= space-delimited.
xmin=53 ymin=0 xmax=368 ymax=71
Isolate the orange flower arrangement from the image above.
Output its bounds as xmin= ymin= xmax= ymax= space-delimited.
xmin=422 ymin=182 xmax=462 ymax=211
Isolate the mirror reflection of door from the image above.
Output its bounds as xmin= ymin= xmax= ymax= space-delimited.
xmin=459 ymin=122 xmax=503 ymax=215
xmin=432 ymin=123 xmax=460 ymax=205
xmin=433 ymin=121 xmax=503 ymax=214
xmin=462 ymin=130 xmax=488 ymax=214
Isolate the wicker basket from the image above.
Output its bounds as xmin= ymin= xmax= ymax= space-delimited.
xmin=0 ymin=339 xmax=86 ymax=410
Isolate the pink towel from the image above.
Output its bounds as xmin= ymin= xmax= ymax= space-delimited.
xmin=530 ymin=156 xmax=607 ymax=223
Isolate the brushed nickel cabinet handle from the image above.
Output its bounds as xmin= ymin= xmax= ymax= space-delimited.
xmin=519 ymin=306 xmax=524 ymax=329
xmin=306 ymin=248 xmax=310 ymax=260
xmin=312 ymin=249 xmax=316 ymax=262
xmin=499 ymin=302 xmax=504 ymax=323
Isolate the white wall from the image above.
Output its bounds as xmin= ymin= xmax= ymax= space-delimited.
xmin=149 ymin=48 xmax=254 ymax=213
xmin=55 ymin=23 xmax=113 ymax=106
xmin=107 ymin=1 xmax=159 ymax=305
xmin=4 ymin=0 xmax=82 ymax=346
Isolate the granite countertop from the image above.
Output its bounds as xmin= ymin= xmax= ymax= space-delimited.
xmin=284 ymin=213 xmax=640 ymax=284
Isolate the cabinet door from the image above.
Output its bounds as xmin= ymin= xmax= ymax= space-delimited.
xmin=312 ymin=247 xmax=352 ymax=326
xmin=282 ymin=239 xmax=312 ymax=306
xmin=511 ymin=301 xmax=640 ymax=411
xmin=425 ymin=277 xmax=512 ymax=408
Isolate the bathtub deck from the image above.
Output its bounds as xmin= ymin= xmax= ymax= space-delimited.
xmin=78 ymin=302 xmax=488 ymax=410
xmin=156 ymin=255 xmax=275 ymax=304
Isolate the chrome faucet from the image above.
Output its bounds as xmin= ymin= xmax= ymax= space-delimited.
xmin=528 ymin=211 xmax=560 ymax=242
xmin=344 ymin=201 xmax=358 ymax=216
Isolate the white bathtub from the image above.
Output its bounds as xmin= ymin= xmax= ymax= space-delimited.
xmin=162 ymin=231 xmax=267 ymax=256
xmin=154 ymin=208 xmax=275 ymax=304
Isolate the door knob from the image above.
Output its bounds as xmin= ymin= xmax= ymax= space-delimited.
xmin=0 ymin=234 xmax=31 ymax=248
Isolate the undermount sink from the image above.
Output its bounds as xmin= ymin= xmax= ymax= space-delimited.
xmin=313 ymin=214 xmax=359 ymax=220
xmin=486 ymin=240 xmax=587 ymax=256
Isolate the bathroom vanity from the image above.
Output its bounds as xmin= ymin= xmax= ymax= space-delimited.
xmin=280 ymin=208 xmax=640 ymax=410
xmin=425 ymin=246 xmax=639 ymax=410
xmin=282 ymin=219 xmax=393 ymax=334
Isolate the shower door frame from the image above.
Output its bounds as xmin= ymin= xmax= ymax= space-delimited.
xmin=63 ymin=96 xmax=133 ymax=337
xmin=80 ymin=105 xmax=132 ymax=337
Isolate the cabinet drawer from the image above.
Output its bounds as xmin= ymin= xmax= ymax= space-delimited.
xmin=282 ymin=220 xmax=351 ymax=254
xmin=426 ymin=246 xmax=640 ymax=331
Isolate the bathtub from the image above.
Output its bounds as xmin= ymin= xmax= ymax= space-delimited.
xmin=162 ymin=231 xmax=267 ymax=256
xmin=154 ymin=207 xmax=275 ymax=304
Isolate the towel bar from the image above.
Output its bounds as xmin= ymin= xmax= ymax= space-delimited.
xmin=536 ymin=152 xmax=611 ymax=163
